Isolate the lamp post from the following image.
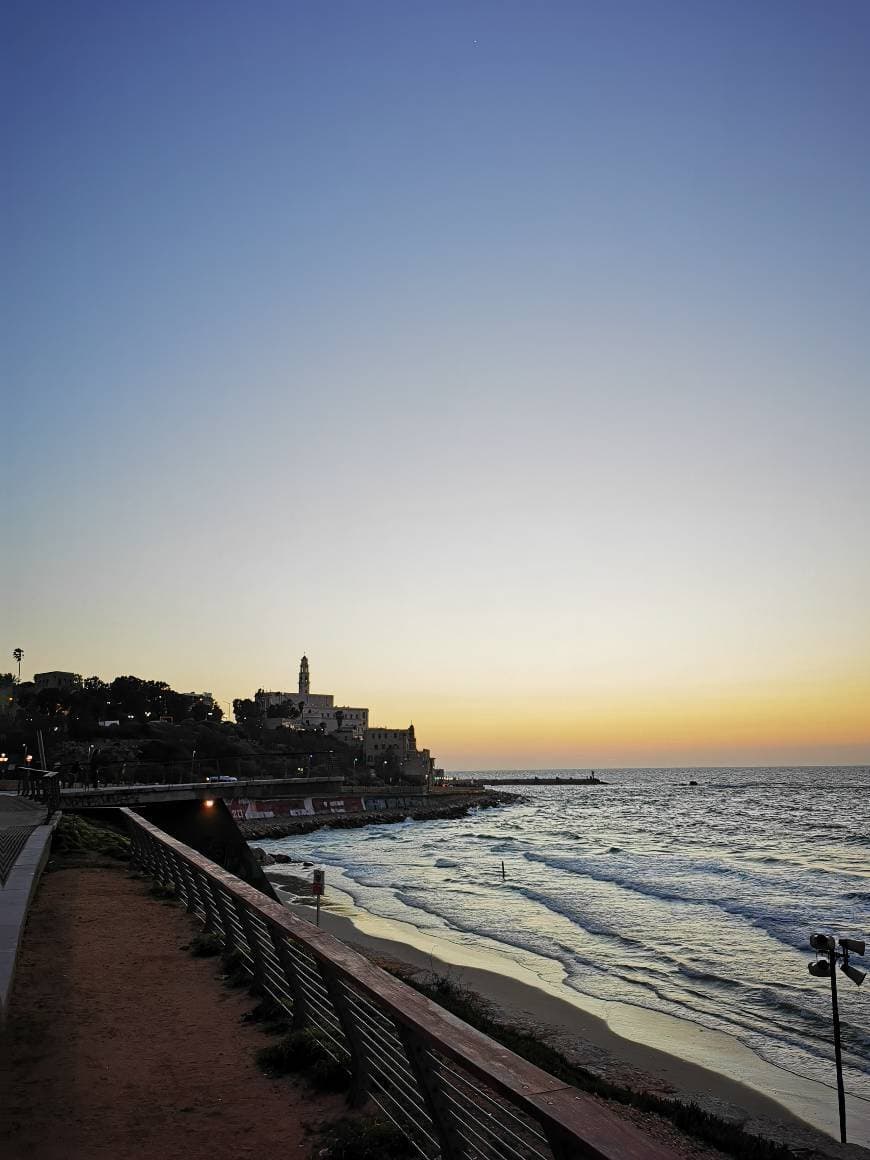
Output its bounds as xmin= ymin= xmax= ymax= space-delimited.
xmin=807 ymin=932 xmax=866 ymax=1143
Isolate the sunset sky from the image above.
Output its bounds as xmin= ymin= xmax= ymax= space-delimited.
xmin=5 ymin=2 xmax=869 ymax=769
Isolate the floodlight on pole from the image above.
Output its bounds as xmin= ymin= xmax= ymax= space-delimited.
xmin=841 ymin=961 xmax=866 ymax=987
xmin=807 ymin=931 xmax=866 ymax=1143
xmin=839 ymin=938 xmax=866 ymax=988
xmin=839 ymin=938 xmax=865 ymax=956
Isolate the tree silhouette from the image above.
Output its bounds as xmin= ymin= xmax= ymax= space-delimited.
xmin=13 ymin=647 xmax=23 ymax=682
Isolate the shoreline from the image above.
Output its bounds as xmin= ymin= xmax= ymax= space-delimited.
xmin=267 ymin=870 xmax=870 ymax=1157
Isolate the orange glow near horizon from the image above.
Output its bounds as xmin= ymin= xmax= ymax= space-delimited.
xmin=395 ymin=673 xmax=870 ymax=770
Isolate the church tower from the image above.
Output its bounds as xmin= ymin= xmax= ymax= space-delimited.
xmin=299 ymin=655 xmax=310 ymax=698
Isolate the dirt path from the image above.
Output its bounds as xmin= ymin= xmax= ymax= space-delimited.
xmin=2 ymin=865 xmax=346 ymax=1160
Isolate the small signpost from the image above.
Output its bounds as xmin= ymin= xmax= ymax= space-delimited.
xmin=312 ymin=868 xmax=325 ymax=926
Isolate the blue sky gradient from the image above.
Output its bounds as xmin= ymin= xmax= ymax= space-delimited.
xmin=5 ymin=2 xmax=869 ymax=767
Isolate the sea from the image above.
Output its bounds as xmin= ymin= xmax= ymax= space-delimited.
xmin=261 ymin=766 xmax=870 ymax=1110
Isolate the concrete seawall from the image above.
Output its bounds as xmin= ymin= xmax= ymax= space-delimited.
xmin=238 ymin=789 xmax=521 ymax=839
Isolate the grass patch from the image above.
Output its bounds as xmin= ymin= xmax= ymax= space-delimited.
xmin=220 ymin=947 xmax=252 ymax=988
xmin=54 ymin=814 xmax=131 ymax=860
xmin=189 ymin=931 xmax=223 ymax=957
xmin=396 ymin=972 xmax=797 ymax=1160
xmin=315 ymin=1115 xmax=413 ymax=1160
xmin=242 ymin=997 xmax=291 ymax=1034
xmin=148 ymin=882 xmax=176 ymax=900
xmin=256 ymin=1028 xmax=350 ymax=1091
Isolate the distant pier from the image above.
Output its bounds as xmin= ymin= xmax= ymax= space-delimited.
xmin=480 ymin=775 xmax=604 ymax=786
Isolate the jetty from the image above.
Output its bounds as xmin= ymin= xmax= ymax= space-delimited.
xmin=480 ymin=775 xmax=604 ymax=786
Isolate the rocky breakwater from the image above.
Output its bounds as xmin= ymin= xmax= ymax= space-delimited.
xmin=239 ymin=789 xmax=522 ymax=841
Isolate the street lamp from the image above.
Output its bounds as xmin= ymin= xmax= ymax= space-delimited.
xmin=807 ymin=932 xmax=866 ymax=1143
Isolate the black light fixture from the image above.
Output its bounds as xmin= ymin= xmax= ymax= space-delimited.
xmin=807 ymin=931 xmax=866 ymax=1143
xmin=838 ymin=938 xmax=866 ymax=988
xmin=808 ymin=958 xmax=831 ymax=978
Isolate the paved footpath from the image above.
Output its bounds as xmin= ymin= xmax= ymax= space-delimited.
xmin=0 ymin=794 xmax=46 ymax=884
xmin=1 ymin=864 xmax=346 ymax=1160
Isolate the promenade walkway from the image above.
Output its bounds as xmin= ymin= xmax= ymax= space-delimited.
xmin=0 ymin=794 xmax=46 ymax=883
xmin=0 ymin=793 xmax=52 ymax=1017
xmin=2 ymin=863 xmax=346 ymax=1160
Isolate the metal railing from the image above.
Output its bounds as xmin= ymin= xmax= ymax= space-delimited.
xmin=122 ymin=808 xmax=678 ymax=1160
xmin=15 ymin=768 xmax=62 ymax=813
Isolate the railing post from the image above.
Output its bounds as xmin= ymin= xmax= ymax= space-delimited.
xmin=145 ymin=832 xmax=161 ymax=876
xmin=319 ymin=965 xmax=370 ymax=1107
xmin=544 ymin=1124 xmax=590 ymax=1160
xmin=178 ymin=859 xmax=201 ymax=915
xmin=153 ymin=840 xmax=172 ymax=886
xmin=268 ymin=925 xmax=309 ymax=1030
xmin=195 ymin=867 xmax=220 ymax=933
xmin=398 ymin=1027 xmax=469 ymax=1160
xmin=135 ymin=828 xmax=151 ymax=872
xmin=232 ymin=896 xmax=265 ymax=989
xmin=164 ymin=848 xmax=186 ymax=902
xmin=126 ymin=822 xmax=144 ymax=868
xmin=213 ymin=885 xmax=238 ymax=951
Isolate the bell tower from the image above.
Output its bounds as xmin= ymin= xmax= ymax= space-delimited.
xmin=299 ymin=655 xmax=310 ymax=698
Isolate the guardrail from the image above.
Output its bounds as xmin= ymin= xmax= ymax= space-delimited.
xmin=122 ymin=808 xmax=677 ymax=1160
xmin=14 ymin=768 xmax=62 ymax=813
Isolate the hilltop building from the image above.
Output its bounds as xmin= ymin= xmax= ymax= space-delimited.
xmin=364 ymin=723 xmax=435 ymax=785
xmin=34 ymin=671 xmax=82 ymax=692
xmin=255 ymin=656 xmax=369 ymax=740
xmin=183 ymin=691 xmax=214 ymax=709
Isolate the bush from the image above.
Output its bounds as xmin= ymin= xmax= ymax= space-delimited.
xmin=189 ymin=932 xmax=223 ymax=957
xmin=242 ymin=997 xmax=291 ymax=1034
xmin=54 ymin=814 xmax=131 ymax=860
xmin=148 ymin=882 xmax=176 ymax=900
xmin=256 ymin=1028 xmax=350 ymax=1091
xmin=316 ymin=1116 xmax=413 ymax=1160
xmin=220 ymin=947 xmax=251 ymax=987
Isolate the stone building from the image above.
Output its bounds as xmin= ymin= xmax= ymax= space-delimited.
xmin=364 ymin=723 xmax=435 ymax=785
xmin=34 ymin=671 xmax=82 ymax=692
xmin=254 ymin=656 xmax=369 ymax=740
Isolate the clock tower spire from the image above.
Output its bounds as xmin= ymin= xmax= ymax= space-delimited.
xmin=299 ymin=655 xmax=310 ymax=698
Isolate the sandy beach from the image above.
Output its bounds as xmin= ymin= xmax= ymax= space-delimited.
xmin=267 ymin=867 xmax=870 ymax=1158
